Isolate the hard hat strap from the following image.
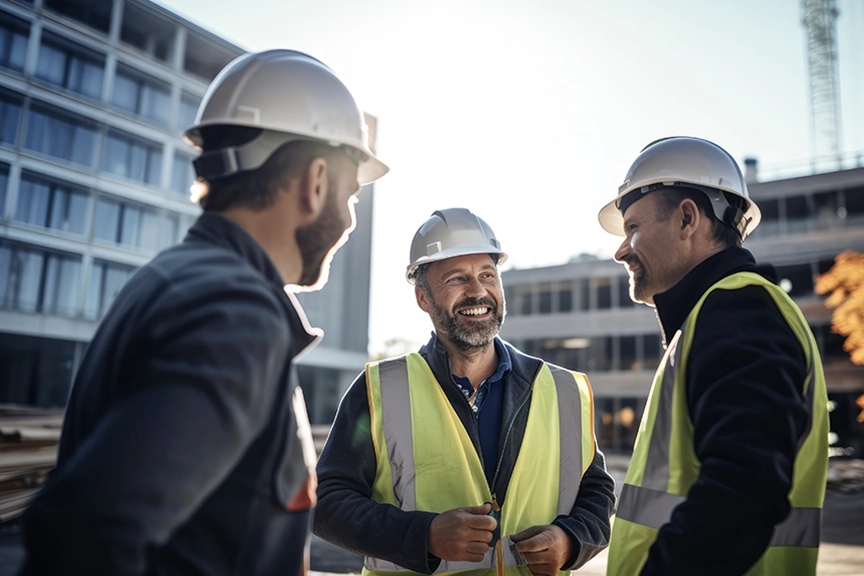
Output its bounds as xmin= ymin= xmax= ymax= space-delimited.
xmin=193 ymin=130 xmax=364 ymax=181
xmin=618 ymin=182 xmax=746 ymax=238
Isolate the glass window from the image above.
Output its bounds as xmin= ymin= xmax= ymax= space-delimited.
xmin=587 ymin=337 xmax=614 ymax=372
xmin=784 ymin=195 xmax=811 ymax=234
xmin=93 ymin=196 xmax=160 ymax=250
xmin=94 ymin=198 xmax=120 ymax=242
xmin=617 ymin=275 xmax=634 ymax=308
xmin=537 ymin=283 xmax=553 ymax=314
xmin=171 ymin=152 xmax=195 ymax=197
xmin=776 ymin=263 xmax=814 ymax=297
xmin=0 ymin=243 xmax=9 ymax=307
xmin=0 ymin=13 xmax=29 ymax=72
xmin=596 ymin=277 xmax=612 ymax=309
xmin=517 ymin=285 xmax=533 ymax=315
xmin=139 ymin=210 xmax=160 ymax=252
xmin=0 ymin=91 xmax=22 ymax=145
xmin=112 ymin=64 xmax=170 ymax=126
xmin=557 ymin=281 xmax=572 ymax=313
xmin=11 ymin=248 xmax=43 ymax=312
xmin=41 ymin=253 xmax=80 ymax=316
xmin=577 ymin=278 xmax=590 ymax=311
xmin=0 ymin=165 xmax=7 ymax=216
xmin=36 ymin=33 xmax=104 ymax=100
xmin=162 ymin=213 xmax=179 ymax=249
xmin=643 ymin=333 xmax=662 ymax=370
xmin=15 ymin=177 xmax=50 ymax=226
xmin=754 ymin=198 xmax=780 ymax=237
xmin=178 ymin=92 xmax=199 ymax=132
xmin=0 ymin=240 xmax=80 ymax=317
xmin=120 ymin=205 xmax=141 ymax=247
xmin=36 ymin=42 xmax=66 ymax=85
xmin=16 ymin=174 xmax=89 ymax=235
xmin=101 ymin=130 xmax=162 ymax=186
xmin=25 ymin=104 xmax=99 ymax=167
xmin=844 ymin=186 xmax=864 ymax=220
xmin=44 ymin=0 xmax=111 ymax=33
xmin=813 ymin=191 xmax=839 ymax=230
xmin=621 ymin=335 xmax=637 ymax=371
xmin=84 ymin=260 xmax=135 ymax=320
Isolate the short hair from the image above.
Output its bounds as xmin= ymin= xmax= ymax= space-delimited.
xmin=194 ymin=126 xmax=347 ymax=212
xmin=654 ymin=187 xmax=743 ymax=249
xmin=413 ymin=253 xmax=502 ymax=296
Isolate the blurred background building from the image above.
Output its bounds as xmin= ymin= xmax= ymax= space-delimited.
xmin=501 ymin=160 xmax=864 ymax=457
xmin=0 ymin=0 xmax=376 ymax=425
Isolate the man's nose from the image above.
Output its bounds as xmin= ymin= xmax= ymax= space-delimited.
xmin=465 ymin=276 xmax=488 ymax=298
xmin=614 ymin=237 xmax=631 ymax=264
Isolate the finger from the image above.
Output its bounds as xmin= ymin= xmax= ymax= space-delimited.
xmin=465 ymin=541 xmax=492 ymax=556
xmin=510 ymin=525 xmax=544 ymax=543
xmin=465 ymin=514 xmax=497 ymax=531
xmin=519 ymin=549 xmax=552 ymax=564
xmin=466 ymin=528 xmax=494 ymax=544
xmin=514 ymin=534 xmax=550 ymax=554
xmin=463 ymin=503 xmax=493 ymax=515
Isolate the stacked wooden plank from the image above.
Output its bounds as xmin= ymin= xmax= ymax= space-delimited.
xmin=0 ymin=405 xmax=62 ymax=522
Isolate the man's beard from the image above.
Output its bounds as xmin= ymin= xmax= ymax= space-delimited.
xmin=428 ymin=295 xmax=504 ymax=351
xmin=624 ymin=255 xmax=649 ymax=303
xmin=294 ymin=191 xmax=350 ymax=288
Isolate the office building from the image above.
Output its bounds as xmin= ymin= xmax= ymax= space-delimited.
xmin=0 ymin=0 xmax=377 ymax=425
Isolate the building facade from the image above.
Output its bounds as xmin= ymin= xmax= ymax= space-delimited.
xmin=0 ymin=0 xmax=377 ymax=425
xmin=500 ymin=162 xmax=864 ymax=457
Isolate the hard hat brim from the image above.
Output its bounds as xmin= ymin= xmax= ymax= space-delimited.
xmin=597 ymin=183 xmax=763 ymax=239
xmin=406 ymin=246 xmax=508 ymax=284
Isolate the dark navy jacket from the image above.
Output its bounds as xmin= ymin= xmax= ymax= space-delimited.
xmin=20 ymin=213 xmax=319 ymax=576
xmin=641 ymin=247 xmax=809 ymax=576
xmin=314 ymin=333 xmax=616 ymax=573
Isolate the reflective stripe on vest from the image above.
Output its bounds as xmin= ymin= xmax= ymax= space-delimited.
xmin=607 ymin=272 xmax=829 ymax=576
xmin=363 ymin=353 xmax=594 ymax=574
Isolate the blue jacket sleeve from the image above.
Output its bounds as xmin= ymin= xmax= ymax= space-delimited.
xmin=639 ymin=286 xmax=809 ymax=576
xmin=553 ymin=449 xmax=616 ymax=570
xmin=313 ymin=372 xmax=440 ymax=573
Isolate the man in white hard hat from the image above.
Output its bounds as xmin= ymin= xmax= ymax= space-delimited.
xmin=19 ymin=50 xmax=387 ymax=576
xmin=314 ymin=208 xmax=616 ymax=576
xmin=601 ymin=137 xmax=828 ymax=576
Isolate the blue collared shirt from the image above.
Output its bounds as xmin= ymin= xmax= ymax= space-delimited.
xmin=451 ymin=338 xmax=512 ymax=485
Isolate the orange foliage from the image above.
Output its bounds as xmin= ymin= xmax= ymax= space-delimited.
xmin=815 ymin=251 xmax=864 ymax=366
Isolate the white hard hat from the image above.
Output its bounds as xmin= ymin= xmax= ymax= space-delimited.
xmin=598 ymin=137 xmax=761 ymax=240
xmin=406 ymin=208 xmax=507 ymax=284
xmin=184 ymin=49 xmax=388 ymax=186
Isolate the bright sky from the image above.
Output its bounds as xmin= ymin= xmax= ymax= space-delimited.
xmin=159 ymin=0 xmax=864 ymax=352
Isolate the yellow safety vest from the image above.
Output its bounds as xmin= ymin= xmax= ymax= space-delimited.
xmin=363 ymin=352 xmax=595 ymax=576
xmin=607 ymin=272 xmax=829 ymax=576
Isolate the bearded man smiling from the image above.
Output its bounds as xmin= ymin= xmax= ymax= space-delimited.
xmin=313 ymin=208 xmax=615 ymax=576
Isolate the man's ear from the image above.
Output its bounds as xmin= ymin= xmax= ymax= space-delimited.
xmin=297 ymin=157 xmax=329 ymax=222
xmin=679 ymin=198 xmax=701 ymax=240
xmin=415 ymin=286 xmax=431 ymax=313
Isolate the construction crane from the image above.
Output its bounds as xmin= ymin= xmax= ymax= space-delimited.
xmin=801 ymin=0 xmax=843 ymax=164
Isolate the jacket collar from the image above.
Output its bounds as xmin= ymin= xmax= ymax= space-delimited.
xmin=419 ymin=333 xmax=511 ymax=379
xmin=185 ymin=212 xmax=321 ymax=358
xmin=652 ymin=246 xmax=775 ymax=347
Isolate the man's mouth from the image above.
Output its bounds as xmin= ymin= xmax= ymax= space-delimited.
xmin=458 ymin=306 xmax=491 ymax=316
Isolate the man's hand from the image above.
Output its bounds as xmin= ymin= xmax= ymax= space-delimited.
xmin=428 ymin=503 xmax=497 ymax=562
xmin=510 ymin=524 xmax=573 ymax=576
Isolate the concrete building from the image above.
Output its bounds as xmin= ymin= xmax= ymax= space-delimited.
xmin=500 ymin=159 xmax=864 ymax=456
xmin=0 ymin=0 xmax=377 ymax=425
